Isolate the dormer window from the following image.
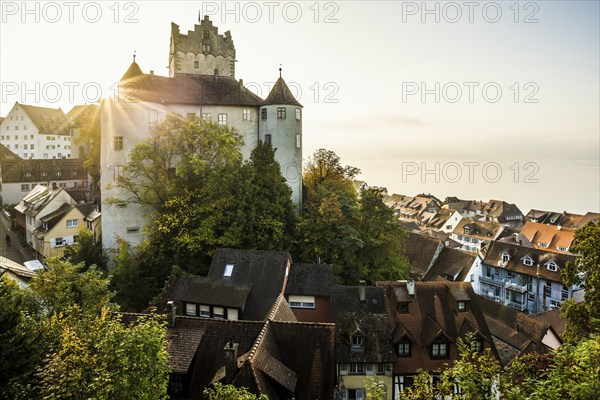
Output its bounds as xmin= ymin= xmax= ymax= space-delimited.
xmin=522 ymin=256 xmax=533 ymax=266
xmin=223 ymin=263 xmax=234 ymax=278
xmin=397 ymin=341 xmax=411 ymax=357
xmin=471 ymin=338 xmax=483 ymax=353
xmin=398 ymin=302 xmax=409 ymax=313
xmin=538 ymin=242 xmax=548 ymax=248
xmin=546 ymin=260 xmax=558 ymax=272
xmin=458 ymin=301 xmax=467 ymax=311
xmin=501 ymin=252 xmax=510 ymax=263
xmin=464 ymin=227 xmax=472 ymax=235
xmin=351 ymin=335 xmax=364 ymax=352
xmin=557 ymin=246 xmax=568 ymax=252
xmin=431 ymin=341 xmax=449 ymax=358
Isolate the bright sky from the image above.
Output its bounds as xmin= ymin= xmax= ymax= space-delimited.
xmin=1 ymin=1 xmax=599 ymax=213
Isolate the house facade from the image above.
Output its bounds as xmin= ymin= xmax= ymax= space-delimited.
xmin=332 ymin=283 xmax=396 ymax=400
xmin=376 ymin=280 xmax=499 ymax=398
xmin=465 ymin=240 xmax=579 ymax=313
xmin=0 ymin=103 xmax=74 ymax=160
xmin=14 ymin=184 xmax=77 ymax=246
xmin=451 ymin=218 xmax=503 ymax=253
xmin=32 ymin=204 xmax=99 ymax=260
xmin=100 ymin=16 xmax=303 ymax=251
xmin=0 ymin=157 xmax=88 ymax=206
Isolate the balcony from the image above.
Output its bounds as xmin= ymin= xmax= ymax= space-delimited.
xmin=505 ymin=300 xmax=527 ymax=312
xmin=505 ymin=282 xmax=528 ymax=293
xmin=479 ymin=275 xmax=501 ymax=286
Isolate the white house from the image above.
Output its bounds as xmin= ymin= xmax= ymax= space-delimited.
xmin=0 ymin=103 xmax=74 ymax=160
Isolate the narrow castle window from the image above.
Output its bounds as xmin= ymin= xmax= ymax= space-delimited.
xmin=261 ymin=108 xmax=267 ymax=120
xmin=194 ymin=61 xmax=199 ymax=69
xmin=296 ymin=108 xmax=301 ymax=120
xmin=202 ymin=43 xmax=211 ymax=52
xmin=114 ymin=136 xmax=123 ymax=151
xmin=203 ymin=30 xmax=210 ymax=39
xmin=277 ymin=107 xmax=286 ymax=119
xmin=243 ymin=109 xmax=250 ymax=120
xmin=265 ymin=134 xmax=272 ymax=145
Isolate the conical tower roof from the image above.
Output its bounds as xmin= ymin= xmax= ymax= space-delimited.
xmin=263 ymin=71 xmax=302 ymax=107
xmin=121 ymin=57 xmax=143 ymax=81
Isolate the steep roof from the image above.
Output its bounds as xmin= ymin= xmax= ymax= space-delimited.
xmin=18 ymin=103 xmax=71 ymax=136
xmin=285 ymin=263 xmax=333 ymax=297
xmin=423 ymin=247 xmax=477 ymax=281
xmin=120 ymin=60 xmax=144 ymax=81
xmin=171 ymin=276 xmax=252 ymax=309
xmin=164 ymin=248 xmax=292 ymax=321
xmin=453 ymin=218 xmax=503 ymax=240
xmin=520 ymin=221 xmax=575 ymax=253
xmin=482 ymin=240 xmax=576 ymax=282
xmin=331 ymin=285 xmax=397 ymax=363
xmin=0 ymin=144 xmax=21 ymax=161
xmin=164 ymin=295 xmax=335 ymax=399
xmin=476 ymin=294 xmax=556 ymax=365
xmin=404 ymin=231 xmax=443 ymax=278
xmin=118 ymin=67 xmax=264 ymax=106
xmin=377 ymin=280 xmax=499 ymax=374
xmin=263 ymin=75 xmax=302 ymax=107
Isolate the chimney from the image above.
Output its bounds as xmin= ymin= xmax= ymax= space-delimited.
xmin=557 ymin=225 xmax=562 ymax=231
xmin=359 ymin=280 xmax=366 ymax=303
xmin=224 ymin=339 xmax=239 ymax=384
xmin=166 ymin=301 xmax=176 ymax=328
xmin=407 ymin=279 xmax=415 ymax=296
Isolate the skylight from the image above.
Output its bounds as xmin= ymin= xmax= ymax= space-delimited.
xmin=224 ymin=263 xmax=234 ymax=277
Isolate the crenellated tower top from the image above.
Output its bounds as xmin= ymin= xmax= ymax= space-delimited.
xmin=169 ymin=16 xmax=236 ymax=78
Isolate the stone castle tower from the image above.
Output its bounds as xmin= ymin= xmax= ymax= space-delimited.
xmin=169 ymin=16 xmax=236 ymax=78
xmin=101 ymin=16 xmax=303 ymax=252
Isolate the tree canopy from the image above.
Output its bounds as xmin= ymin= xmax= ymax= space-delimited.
xmin=296 ymin=148 xmax=410 ymax=284
xmin=0 ymin=258 xmax=170 ymax=399
xmin=560 ymin=220 xmax=600 ymax=343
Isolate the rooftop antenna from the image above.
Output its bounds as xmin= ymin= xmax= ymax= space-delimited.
xmin=279 ymin=64 xmax=282 ymax=78
xmin=133 ymin=50 xmax=136 ymax=63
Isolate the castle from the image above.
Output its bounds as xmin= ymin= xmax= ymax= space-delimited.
xmin=100 ymin=16 xmax=303 ymax=250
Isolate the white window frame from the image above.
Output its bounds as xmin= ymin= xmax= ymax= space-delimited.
xmin=185 ymin=303 xmax=196 ymax=316
xmin=66 ymin=219 xmax=78 ymax=228
xmin=288 ymin=295 xmax=315 ymax=309
xmin=218 ymin=113 xmax=227 ymax=125
xmin=199 ymin=305 xmax=210 ymax=317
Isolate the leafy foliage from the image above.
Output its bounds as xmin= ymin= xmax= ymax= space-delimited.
xmin=203 ymin=383 xmax=268 ymax=400
xmin=561 ymin=221 xmax=600 ymax=343
xmin=70 ymin=105 xmax=101 ymax=203
xmin=296 ymin=149 xmax=409 ymax=284
xmin=0 ymin=258 xmax=170 ymax=398
xmin=37 ymin=309 xmax=170 ymax=400
xmin=108 ymin=113 xmax=243 ymax=212
xmin=63 ymin=225 xmax=107 ymax=273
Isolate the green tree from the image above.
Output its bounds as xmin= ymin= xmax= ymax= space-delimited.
xmin=70 ymin=105 xmax=101 ymax=203
xmin=203 ymin=383 xmax=268 ymax=400
xmin=296 ymin=149 xmax=409 ymax=284
xmin=29 ymin=257 xmax=111 ymax=317
xmin=63 ymin=225 xmax=107 ymax=273
xmin=108 ymin=113 xmax=243 ymax=212
xmin=561 ymin=221 xmax=600 ymax=343
xmin=110 ymin=238 xmax=154 ymax=312
xmin=399 ymin=334 xmax=501 ymax=400
xmin=37 ymin=309 xmax=170 ymax=400
xmin=238 ymin=140 xmax=296 ymax=251
xmin=364 ymin=375 xmax=387 ymax=400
